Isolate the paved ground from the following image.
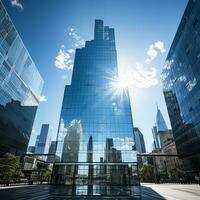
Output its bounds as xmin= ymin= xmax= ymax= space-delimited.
xmin=0 ymin=183 xmax=199 ymax=199
xmin=141 ymin=183 xmax=200 ymax=200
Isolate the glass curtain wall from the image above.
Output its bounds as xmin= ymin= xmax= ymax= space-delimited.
xmin=52 ymin=20 xmax=139 ymax=197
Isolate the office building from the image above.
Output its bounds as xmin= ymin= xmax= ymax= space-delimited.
xmin=134 ymin=127 xmax=146 ymax=153
xmin=0 ymin=1 xmax=43 ymax=156
xmin=162 ymin=0 xmax=200 ymax=172
xmin=27 ymin=146 xmax=35 ymax=154
xmin=35 ymin=124 xmax=52 ymax=154
xmin=152 ymin=106 xmax=172 ymax=149
xmin=52 ymin=20 xmax=139 ymax=196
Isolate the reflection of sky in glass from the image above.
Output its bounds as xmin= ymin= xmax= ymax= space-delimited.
xmin=0 ymin=2 xmax=43 ymax=107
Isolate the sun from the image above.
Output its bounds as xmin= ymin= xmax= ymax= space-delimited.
xmin=106 ymin=69 xmax=132 ymax=100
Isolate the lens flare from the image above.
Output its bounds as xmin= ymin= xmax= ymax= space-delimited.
xmin=106 ymin=69 xmax=132 ymax=101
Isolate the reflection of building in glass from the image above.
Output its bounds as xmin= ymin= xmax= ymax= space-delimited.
xmin=134 ymin=128 xmax=146 ymax=153
xmin=0 ymin=2 xmax=43 ymax=156
xmin=87 ymin=136 xmax=93 ymax=163
xmin=35 ymin=124 xmax=52 ymax=154
xmin=104 ymin=138 xmax=114 ymax=162
xmin=62 ymin=120 xmax=82 ymax=162
xmin=52 ymin=19 xmax=139 ymax=196
xmin=162 ymin=0 xmax=200 ymax=172
xmin=104 ymin=138 xmax=122 ymax=163
xmin=87 ymin=136 xmax=93 ymax=186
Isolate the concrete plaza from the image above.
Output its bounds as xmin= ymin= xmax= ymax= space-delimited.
xmin=0 ymin=183 xmax=199 ymax=199
xmin=141 ymin=183 xmax=200 ymax=200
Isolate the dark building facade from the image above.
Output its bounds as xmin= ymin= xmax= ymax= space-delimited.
xmin=134 ymin=127 xmax=146 ymax=153
xmin=52 ymin=20 xmax=139 ymax=196
xmin=162 ymin=0 xmax=200 ymax=172
xmin=0 ymin=1 xmax=43 ymax=156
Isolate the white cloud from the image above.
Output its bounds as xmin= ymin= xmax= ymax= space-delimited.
xmin=31 ymin=130 xmax=35 ymax=133
xmin=146 ymin=41 xmax=165 ymax=63
xmin=154 ymin=41 xmax=166 ymax=53
xmin=67 ymin=49 xmax=75 ymax=54
xmin=119 ymin=62 xmax=158 ymax=89
xmin=55 ymin=27 xmax=84 ymax=71
xmin=131 ymin=62 xmax=158 ymax=88
xmin=55 ymin=49 xmax=73 ymax=70
xmin=10 ymin=0 xmax=23 ymax=10
xmin=68 ymin=27 xmax=85 ymax=48
xmin=39 ymin=95 xmax=47 ymax=102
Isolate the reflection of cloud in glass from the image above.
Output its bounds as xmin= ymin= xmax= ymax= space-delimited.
xmin=113 ymin=137 xmax=134 ymax=150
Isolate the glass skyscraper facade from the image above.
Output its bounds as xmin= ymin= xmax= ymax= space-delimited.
xmin=162 ymin=0 xmax=200 ymax=171
xmin=52 ymin=20 xmax=139 ymax=197
xmin=134 ymin=128 xmax=146 ymax=153
xmin=0 ymin=1 xmax=43 ymax=156
xmin=35 ymin=124 xmax=52 ymax=154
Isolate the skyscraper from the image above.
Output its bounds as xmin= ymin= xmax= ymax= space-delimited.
xmin=52 ymin=20 xmax=139 ymax=196
xmin=35 ymin=124 xmax=52 ymax=154
xmin=134 ymin=127 xmax=146 ymax=153
xmin=0 ymin=1 xmax=43 ymax=156
xmin=162 ymin=0 xmax=200 ymax=172
xmin=152 ymin=106 xmax=172 ymax=149
xmin=156 ymin=107 xmax=168 ymax=132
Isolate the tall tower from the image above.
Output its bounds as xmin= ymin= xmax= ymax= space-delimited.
xmin=52 ymin=20 xmax=138 ymax=196
xmin=0 ymin=1 xmax=43 ymax=156
xmin=35 ymin=124 xmax=52 ymax=154
xmin=156 ymin=107 xmax=168 ymax=132
xmin=162 ymin=0 xmax=200 ymax=172
xmin=153 ymin=106 xmax=172 ymax=149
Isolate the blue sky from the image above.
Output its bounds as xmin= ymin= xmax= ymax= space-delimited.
xmin=3 ymin=0 xmax=188 ymax=151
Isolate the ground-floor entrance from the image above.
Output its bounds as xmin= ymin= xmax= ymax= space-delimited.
xmin=51 ymin=162 xmax=141 ymax=197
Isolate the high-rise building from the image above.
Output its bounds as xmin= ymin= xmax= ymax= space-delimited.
xmin=35 ymin=135 xmax=40 ymax=149
xmin=52 ymin=20 xmax=139 ymax=196
xmin=27 ymin=146 xmax=35 ymax=154
xmin=156 ymin=107 xmax=168 ymax=132
xmin=47 ymin=141 xmax=57 ymax=162
xmin=134 ymin=127 xmax=146 ymax=153
xmin=152 ymin=106 xmax=172 ymax=149
xmin=0 ymin=1 xmax=43 ymax=156
xmin=162 ymin=0 xmax=200 ymax=172
xmin=35 ymin=124 xmax=52 ymax=154
xmin=48 ymin=141 xmax=56 ymax=155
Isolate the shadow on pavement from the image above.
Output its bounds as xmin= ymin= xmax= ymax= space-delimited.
xmin=0 ymin=184 xmax=168 ymax=200
xmin=0 ymin=185 xmax=140 ymax=200
xmin=141 ymin=185 xmax=166 ymax=200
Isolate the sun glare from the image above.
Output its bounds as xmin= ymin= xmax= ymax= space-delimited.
xmin=106 ymin=69 xmax=132 ymax=100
